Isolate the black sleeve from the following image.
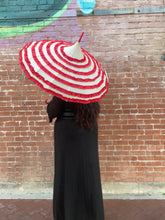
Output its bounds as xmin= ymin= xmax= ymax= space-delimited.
xmin=47 ymin=96 xmax=65 ymax=123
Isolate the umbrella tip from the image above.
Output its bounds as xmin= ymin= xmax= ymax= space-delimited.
xmin=78 ymin=32 xmax=84 ymax=43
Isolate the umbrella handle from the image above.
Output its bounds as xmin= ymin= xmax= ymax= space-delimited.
xmin=45 ymin=99 xmax=49 ymax=104
xmin=78 ymin=32 xmax=84 ymax=43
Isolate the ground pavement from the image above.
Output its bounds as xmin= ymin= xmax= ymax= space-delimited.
xmin=0 ymin=199 xmax=165 ymax=220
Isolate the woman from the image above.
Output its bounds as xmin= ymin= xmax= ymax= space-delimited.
xmin=47 ymin=96 xmax=104 ymax=220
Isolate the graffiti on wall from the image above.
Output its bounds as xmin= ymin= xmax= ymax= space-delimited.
xmin=78 ymin=0 xmax=96 ymax=14
xmin=0 ymin=0 xmax=71 ymax=38
xmin=0 ymin=0 xmax=96 ymax=48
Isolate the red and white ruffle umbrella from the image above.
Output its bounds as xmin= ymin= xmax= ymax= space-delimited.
xmin=19 ymin=32 xmax=109 ymax=103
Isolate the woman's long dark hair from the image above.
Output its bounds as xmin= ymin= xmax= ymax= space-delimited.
xmin=74 ymin=102 xmax=100 ymax=130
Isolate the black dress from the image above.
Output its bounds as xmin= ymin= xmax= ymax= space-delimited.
xmin=47 ymin=96 xmax=104 ymax=220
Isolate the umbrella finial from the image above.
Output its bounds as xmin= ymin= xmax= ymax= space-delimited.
xmin=78 ymin=32 xmax=84 ymax=43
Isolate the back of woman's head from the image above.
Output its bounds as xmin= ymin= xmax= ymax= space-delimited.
xmin=74 ymin=102 xmax=100 ymax=130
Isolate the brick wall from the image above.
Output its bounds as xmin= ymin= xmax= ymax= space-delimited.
xmin=0 ymin=0 xmax=165 ymax=189
xmin=96 ymin=0 xmax=164 ymax=9
xmin=90 ymin=12 xmax=165 ymax=183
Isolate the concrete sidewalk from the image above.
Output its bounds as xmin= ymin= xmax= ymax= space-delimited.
xmin=1 ymin=199 xmax=165 ymax=220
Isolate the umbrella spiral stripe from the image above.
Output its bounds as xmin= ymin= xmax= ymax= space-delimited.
xmin=39 ymin=49 xmax=103 ymax=85
xmin=44 ymin=41 xmax=97 ymax=73
xmin=23 ymin=40 xmax=105 ymax=87
xmin=19 ymin=40 xmax=109 ymax=103
xmin=52 ymin=44 xmax=93 ymax=70
xmin=28 ymin=41 xmax=104 ymax=89
xmin=24 ymin=46 xmax=106 ymax=90
xmin=60 ymin=45 xmax=90 ymax=66
xmin=42 ymin=42 xmax=100 ymax=79
xmin=29 ymin=41 xmax=98 ymax=79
